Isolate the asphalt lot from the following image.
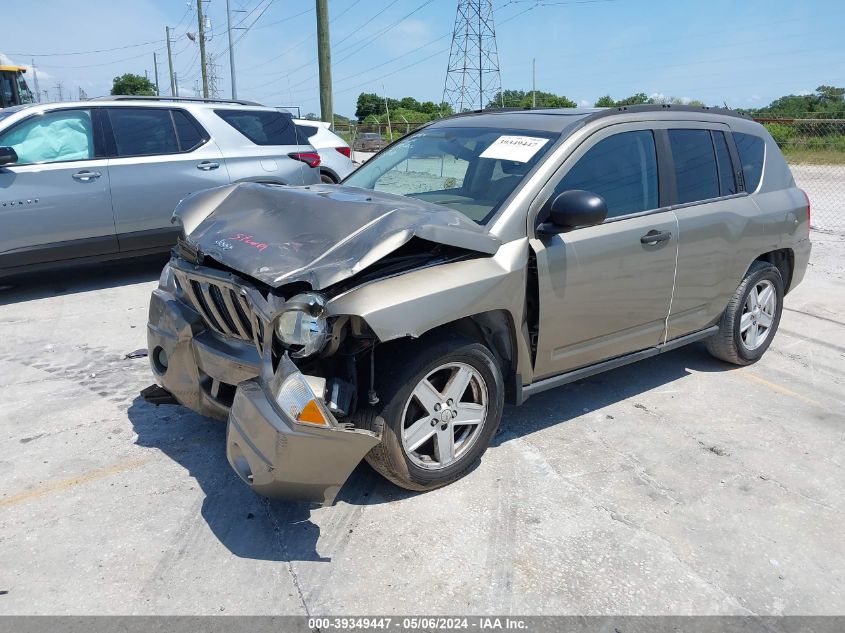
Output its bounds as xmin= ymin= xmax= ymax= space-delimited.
xmin=1 ymin=232 xmax=843 ymax=615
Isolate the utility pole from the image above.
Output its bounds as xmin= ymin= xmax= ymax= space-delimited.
xmin=166 ymin=26 xmax=177 ymax=96
xmin=174 ymin=72 xmax=179 ymax=97
xmin=196 ymin=0 xmax=209 ymax=98
xmin=226 ymin=0 xmax=237 ymax=99
xmin=31 ymin=59 xmax=41 ymax=102
xmin=532 ymin=58 xmax=536 ymax=108
xmin=382 ymin=84 xmax=393 ymax=142
xmin=153 ymin=52 xmax=160 ymax=95
xmin=316 ymin=0 xmax=333 ymax=125
xmin=54 ymin=81 xmax=63 ymax=102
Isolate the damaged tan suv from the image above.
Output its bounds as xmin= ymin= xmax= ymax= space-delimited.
xmin=146 ymin=105 xmax=811 ymax=504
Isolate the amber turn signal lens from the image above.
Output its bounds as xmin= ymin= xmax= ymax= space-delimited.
xmin=297 ymin=399 xmax=328 ymax=426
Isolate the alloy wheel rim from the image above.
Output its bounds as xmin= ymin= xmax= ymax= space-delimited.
xmin=400 ymin=362 xmax=488 ymax=471
xmin=740 ymin=279 xmax=776 ymax=351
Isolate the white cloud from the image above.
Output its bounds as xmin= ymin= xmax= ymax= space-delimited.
xmin=650 ymin=92 xmax=667 ymax=104
xmin=579 ymin=99 xmax=592 ymax=108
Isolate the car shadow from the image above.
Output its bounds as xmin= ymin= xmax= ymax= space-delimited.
xmin=493 ymin=342 xmax=730 ymax=446
xmin=125 ymin=342 xmax=733 ymax=563
xmin=126 ymin=395 xmax=417 ymax=564
xmin=0 ymin=254 xmax=168 ymax=305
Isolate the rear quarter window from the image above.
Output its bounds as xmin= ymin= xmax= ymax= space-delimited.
xmin=295 ymin=123 xmax=319 ymax=140
xmin=732 ymin=132 xmax=765 ymax=193
xmin=215 ymin=109 xmax=298 ymax=146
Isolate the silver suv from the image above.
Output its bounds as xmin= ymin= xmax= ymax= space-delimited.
xmin=145 ymin=105 xmax=811 ymax=504
xmin=0 ymin=96 xmax=320 ymax=276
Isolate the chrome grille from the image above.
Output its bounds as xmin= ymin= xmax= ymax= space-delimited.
xmin=174 ymin=268 xmax=265 ymax=349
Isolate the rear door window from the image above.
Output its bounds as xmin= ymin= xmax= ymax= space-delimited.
xmin=108 ymin=107 xmax=179 ymax=156
xmin=712 ymin=131 xmax=737 ymax=196
xmin=732 ymin=132 xmax=765 ymax=193
xmin=668 ymin=129 xmax=719 ymax=204
xmin=215 ymin=109 xmax=298 ymax=145
xmin=553 ymin=130 xmax=659 ymax=219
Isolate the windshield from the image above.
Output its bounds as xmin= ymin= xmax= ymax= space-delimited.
xmin=344 ymin=126 xmax=558 ymax=224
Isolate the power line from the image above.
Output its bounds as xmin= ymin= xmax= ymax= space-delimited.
xmin=240 ymin=0 xmax=400 ymax=77
xmin=5 ymin=39 xmax=163 ymax=57
xmin=241 ymin=0 xmax=430 ymax=89
xmin=251 ymin=5 xmax=314 ymax=31
xmin=34 ymin=47 xmax=166 ymax=69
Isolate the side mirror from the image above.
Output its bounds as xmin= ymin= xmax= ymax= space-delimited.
xmin=0 ymin=146 xmax=18 ymax=166
xmin=538 ymin=189 xmax=608 ymax=235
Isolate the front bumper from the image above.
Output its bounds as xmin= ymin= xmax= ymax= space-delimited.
xmin=148 ymin=275 xmax=380 ymax=505
xmin=227 ymin=377 xmax=379 ymax=505
xmin=147 ymin=287 xmax=261 ymax=420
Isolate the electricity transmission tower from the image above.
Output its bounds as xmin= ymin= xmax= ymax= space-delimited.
xmin=442 ymin=0 xmax=502 ymax=113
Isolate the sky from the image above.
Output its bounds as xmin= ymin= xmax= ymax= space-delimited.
xmin=2 ymin=0 xmax=844 ymax=119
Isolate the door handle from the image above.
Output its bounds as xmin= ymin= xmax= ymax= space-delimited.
xmin=197 ymin=161 xmax=220 ymax=171
xmin=640 ymin=229 xmax=672 ymax=245
xmin=72 ymin=170 xmax=101 ymax=181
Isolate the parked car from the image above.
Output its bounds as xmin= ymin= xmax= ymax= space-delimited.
xmin=145 ymin=105 xmax=811 ymax=504
xmin=293 ymin=119 xmax=353 ymax=183
xmin=0 ymin=96 xmax=320 ymax=277
xmin=353 ymin=132 xmax=386 ymax=152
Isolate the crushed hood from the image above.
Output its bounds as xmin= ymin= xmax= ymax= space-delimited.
xmin=174 ymin=182 xmax=501 ymax=290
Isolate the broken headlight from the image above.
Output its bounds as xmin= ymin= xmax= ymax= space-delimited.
xmin=275 ymin=293 xmax=330 ymax=358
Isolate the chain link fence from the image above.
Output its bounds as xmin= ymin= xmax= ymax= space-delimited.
xmin=755 ymin=114 xmax=844 ymax=232
xmin=333 ymin=121 xmax=427 ymax=156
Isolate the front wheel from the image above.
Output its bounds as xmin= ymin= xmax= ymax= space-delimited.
xmin=706 ymin=260 xmax=784 ymax=365
xmin=363 ymin=334 xmax=504 ymax=491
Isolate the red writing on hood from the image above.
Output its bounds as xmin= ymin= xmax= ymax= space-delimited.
xmin=231 ymin=233 xmax=269 ymax=252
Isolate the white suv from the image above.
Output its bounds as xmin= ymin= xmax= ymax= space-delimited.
xmin=293 ymin=119 xmax=354 ymax=183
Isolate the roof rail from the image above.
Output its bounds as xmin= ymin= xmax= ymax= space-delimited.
xmin=435 ymin=103 xmax=750 ymax=123
xmin=588 ymin=103 xmax=751 ymax=120
xmin=92 ymin=95 xmax=264 ymax=106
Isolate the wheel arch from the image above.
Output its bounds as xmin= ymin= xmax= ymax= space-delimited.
xmin=372 ymin=310 xmax=522 ymax=405
xmin=319 ymin=167 xmax=340 ymax=183
xmin=753 ymin=248 xmax=794 ymax=293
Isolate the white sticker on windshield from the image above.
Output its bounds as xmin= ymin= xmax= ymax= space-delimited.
xmin=479 ymin=135 xmax=549 ymax=163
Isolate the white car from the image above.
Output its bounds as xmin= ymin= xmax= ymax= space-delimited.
xmin=293 ymin=119 xmax=354 ymax=183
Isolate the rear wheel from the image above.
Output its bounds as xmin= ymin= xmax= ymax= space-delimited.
xmin=706 ymin=260 xmax=784 ymax=365
xmin=320 ymin=171 xmax=337 ymax=184
xmin=363 ymin=334 xmax=504 ymax=491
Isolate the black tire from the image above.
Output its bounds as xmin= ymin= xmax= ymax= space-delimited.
xmin=320 ymin=172 xmax=337 ymax=184
xmin=706 ymin=260 xmax=784 ymax=365
xmin=361 ymin=333 xmax=504 ymax=491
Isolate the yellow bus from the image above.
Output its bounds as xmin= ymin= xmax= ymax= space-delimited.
xmin=0 ymin=65 xmax=35 ymax=108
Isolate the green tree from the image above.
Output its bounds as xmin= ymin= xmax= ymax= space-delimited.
xmin=816 ymin=85 xmax=845 ymax=103
xmin=595 ymin=95 xmax=616 ymax=107
xmin=486 ymin=89 xmax=576 ymax=109
xmin=616 ymin=92 xmax=649 ymax=106
xmin=111 ymin=73 xmax=156 ymax=96
xmin=355 ymin=92 xmax=384 ymax=121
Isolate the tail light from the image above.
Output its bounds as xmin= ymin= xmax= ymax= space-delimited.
xmin=288 ymin=152 xmax=321 ymax=168
xmin=802 ymin=189 xmax=811 ymax=234
xmin=335 ymin=146 xmax=351 ymax=158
